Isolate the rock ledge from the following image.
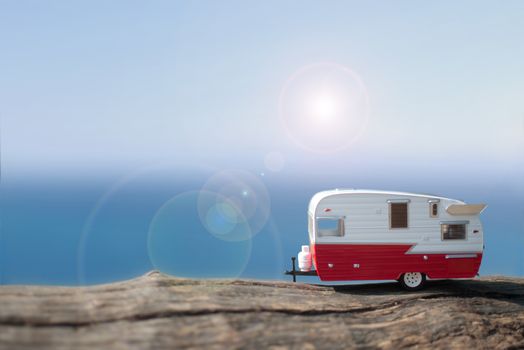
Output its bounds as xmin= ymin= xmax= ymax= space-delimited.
xmin=1 ymin=272 xmax=523 ymax=349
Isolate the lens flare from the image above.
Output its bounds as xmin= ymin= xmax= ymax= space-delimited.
xmin=147 ymin=191 xmax=252 ymax=278
xmin=198 ymin=170 xmax=271 ymax=240
xmin=76 ymin=163 xmax=215 ymax=284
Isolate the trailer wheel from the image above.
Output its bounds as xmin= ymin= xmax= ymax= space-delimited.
xmin=399 ymin=272 xmax=426 ymax=291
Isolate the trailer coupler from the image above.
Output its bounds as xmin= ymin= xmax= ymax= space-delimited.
xmin=285 ymin=257 xmax=318 ymax=282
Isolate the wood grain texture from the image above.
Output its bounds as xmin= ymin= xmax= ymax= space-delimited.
xmin=1 ymin=271 xmax=523 ymax=349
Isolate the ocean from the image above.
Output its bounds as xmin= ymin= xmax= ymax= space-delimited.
xmin=0 ymin=169 xmax=522 ymax=285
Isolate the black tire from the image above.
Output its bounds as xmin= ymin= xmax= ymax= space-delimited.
xmin=399 ymin=272 xmax=426 ymax=291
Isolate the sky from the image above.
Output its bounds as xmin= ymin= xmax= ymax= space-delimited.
xmin=0 ymin=1 xmax=522 ymax=185
xmin=0 ymin=1 xmax=523 ymax=285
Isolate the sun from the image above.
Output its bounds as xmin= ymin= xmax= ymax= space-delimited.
xmin=309 ymin=92 xmax=340 ymax=121
xmin=279 ymin=62 xmax=369 ymax=153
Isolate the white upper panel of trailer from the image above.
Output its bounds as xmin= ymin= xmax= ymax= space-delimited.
xmin=307 ymin=189 xmax=486 ymax=252
xmin=308 ymin=189 xmax=464 ymax=214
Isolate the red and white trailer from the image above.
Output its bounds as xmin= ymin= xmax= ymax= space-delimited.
xmin=290 ymin=189 xmax=487 ymax=290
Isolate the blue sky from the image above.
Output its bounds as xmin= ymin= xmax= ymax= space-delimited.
xmin=1 ymin=1 xmax=523 ymax=185
xmin=0 ymin=1 xmax=523 ymax=284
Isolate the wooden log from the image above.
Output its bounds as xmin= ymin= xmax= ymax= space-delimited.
xmin=1 ymin=271 xmax=523 ymax=349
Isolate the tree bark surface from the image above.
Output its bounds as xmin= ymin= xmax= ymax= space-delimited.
xmin=1 ymin=271 xmax=523 ymax=349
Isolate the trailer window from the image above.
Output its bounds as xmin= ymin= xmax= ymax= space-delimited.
xmin=316 ymin=217 xmax=344 ymax=237
xmin=442 ymin=224 xmax=466 ymax=240
xmin=389 ymin=203 xmax=408 ymax=229
xmin=430 ymin=203 xmax=438 ymax=217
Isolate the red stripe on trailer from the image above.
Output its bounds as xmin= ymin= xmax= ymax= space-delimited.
xmin=312 ymin=244 xmax=482 ymax=281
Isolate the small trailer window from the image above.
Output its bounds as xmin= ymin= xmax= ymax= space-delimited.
xmin=389 ymin=203 xmax=408 ymax=229
xmin=430 ymin=203 xmax=438 ymax=217
xmin=428 ymin=199 xmax=440 ymax=218
xmin=316 ymin=217 xmax=344 ymax=237
xmin=441 ymin=223 xmax=466 ymax=240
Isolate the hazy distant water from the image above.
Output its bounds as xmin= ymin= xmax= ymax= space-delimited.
xmin=0 ymin=172 xmax=522 ymax=285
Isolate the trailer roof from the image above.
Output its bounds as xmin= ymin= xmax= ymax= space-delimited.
xmin=308 ymin=189 xmax=462 ymax=214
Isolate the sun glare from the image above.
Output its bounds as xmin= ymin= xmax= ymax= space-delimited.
xmin=279 ymin=62 xmax=369 ymax=153
xmin=310 ymin=92 xmax=339 ymax=121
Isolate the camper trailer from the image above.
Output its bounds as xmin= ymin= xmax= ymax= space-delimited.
xmin=293 ymin=189 xmax=487 ymax=290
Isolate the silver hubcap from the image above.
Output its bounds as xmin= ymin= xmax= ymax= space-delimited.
xmin=404 ymin=272 xmax=422 ymax=288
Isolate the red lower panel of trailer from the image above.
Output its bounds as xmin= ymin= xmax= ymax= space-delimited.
xmin=311 ymin=244 xmax=482 ymax=281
